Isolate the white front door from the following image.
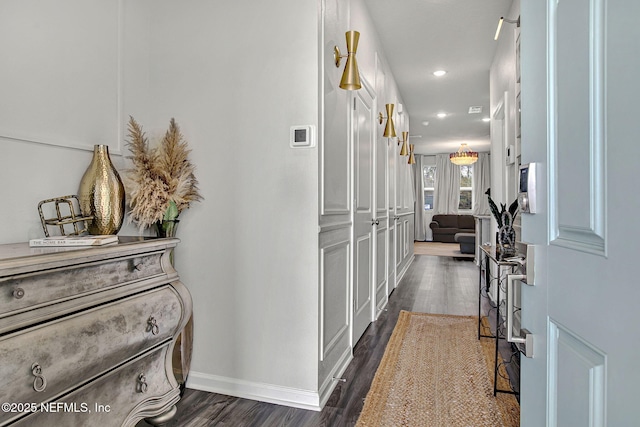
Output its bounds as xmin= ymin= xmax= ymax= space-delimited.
xmin=520 ymin=1 xmax=640 ymax=425
xmin=352 ymin=83 xmax=375 ymax=345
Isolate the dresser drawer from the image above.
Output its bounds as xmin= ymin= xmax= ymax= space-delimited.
xmin=0 ymin=252 xmax=164 ymax=318
xmin=0 ymin=285 xmax=182 ymax=425
xmin=11 ymin=343 xmax=177 ymax=427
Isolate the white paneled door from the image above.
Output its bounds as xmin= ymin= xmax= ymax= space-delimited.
xmin=520 ymin=1 xmax=640 ymax=426
xmin=352 ymin=84 xmax=375 ymax=345
xmin=374 ymin=105 xmax=389 ymax=315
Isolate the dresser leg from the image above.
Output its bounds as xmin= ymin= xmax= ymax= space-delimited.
xmin=145 ymin=405 xmax=177 ymax=426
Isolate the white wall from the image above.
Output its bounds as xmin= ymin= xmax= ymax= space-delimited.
xmin=1 ymin=0 xmax=413 ymax=409
xmin=144 ymin=0 xmax=320 ymax=395
xmin=489 ymin=0 xmax=520 ymax=242
xmin=0 ymin=0 xmax=149 ymax=243
xmin=1 ymin=0 xmax=320 ymax=400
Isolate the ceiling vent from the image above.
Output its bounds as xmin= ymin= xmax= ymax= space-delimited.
xmin=468 ymin=106 xmax=483 ymax=114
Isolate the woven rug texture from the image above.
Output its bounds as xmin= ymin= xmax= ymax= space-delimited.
xmin=357 ymin=311 xmax=519 ymax=427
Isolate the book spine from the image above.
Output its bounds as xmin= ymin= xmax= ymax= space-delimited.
xmin=29 ymin=239 xmax=104 ymax=247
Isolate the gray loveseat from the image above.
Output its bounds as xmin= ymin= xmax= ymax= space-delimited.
xmin=429 ymin=214 xmax=475 ymax=243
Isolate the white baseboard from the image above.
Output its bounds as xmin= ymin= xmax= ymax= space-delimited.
xmin=396 ymin=254 xmax=415 ymax=283
xmin=186 ymin=372 xmax=322 ymax=411
xmin=318 ymin=346 xmax=352 ymax=408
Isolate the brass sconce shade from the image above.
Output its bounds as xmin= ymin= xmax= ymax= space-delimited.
xmin=408 ymin=144 xmax=416 ymax=164
xmin=399 ymin=131 xmax=409 ymax=156
xmin=378 ymin=104 xmax=397 ymax=138
xmin=334 ymin=31 xmax=362 ymax=90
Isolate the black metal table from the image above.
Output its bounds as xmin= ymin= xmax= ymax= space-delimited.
xmin=478 ymin=244 xmax=521 ymax=397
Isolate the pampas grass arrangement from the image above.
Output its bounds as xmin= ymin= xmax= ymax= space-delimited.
xmin=125 ymin=116 xmax=202 ymax=231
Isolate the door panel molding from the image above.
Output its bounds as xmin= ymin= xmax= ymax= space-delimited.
xmin=547 ymin=319 xmax=606 ymax=427
xmin=355 ymin=234 xmax=372 ymax=312
xmin=548 ymin=0 xmax=606 ymax=256
xmin=351 ymin=75 xmax=376 ymax=345
xmin=319 ymin=237 xmax=350 ymax=362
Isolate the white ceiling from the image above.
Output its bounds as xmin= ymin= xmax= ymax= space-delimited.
xmin=365 ymin=0 xmax=514 ymax=155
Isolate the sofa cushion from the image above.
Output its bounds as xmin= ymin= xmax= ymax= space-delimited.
xmin=432 ymin=215 xmax=459 ymax=228
xmin=433 ymin=227 xmax=459 ymax=236
xmin=458 ymin=215 xmax=476 ymax=229
xmin=430 ymin=214 xmax=477 ymax=243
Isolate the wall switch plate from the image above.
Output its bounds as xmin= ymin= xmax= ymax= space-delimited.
xmin=506 ymin=144 xmax=515 ymax=164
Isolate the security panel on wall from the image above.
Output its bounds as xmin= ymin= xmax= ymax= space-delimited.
xmin=518 ymin=163 xmax=537 ymax=214
xmin=290 ymin=125 xmax=316 ymax=148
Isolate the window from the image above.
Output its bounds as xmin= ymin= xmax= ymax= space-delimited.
xmin=458 ymin=165 xmax=473 ymax=210
xmin=423 ymin=166 xmax=436 ymax=210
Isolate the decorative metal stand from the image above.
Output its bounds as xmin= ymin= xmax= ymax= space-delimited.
xmin=37 ymin=195 xmax=93 ymax=237
xmin=478 ymin=244 xmax=521 ymax=397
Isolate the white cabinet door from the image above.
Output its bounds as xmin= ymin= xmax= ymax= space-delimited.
xmin=352 ymin=85 xmax=375 ymax=345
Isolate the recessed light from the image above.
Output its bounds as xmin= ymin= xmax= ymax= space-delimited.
xmin=433 ymin=70 xmax=447 ymax=77
xmin=422 ymin=121 xmax=430 ymax=126
xmin=482 ymin=117 xmax=491 ymax=122
xmin=437 ymin=113 xmax=447 ymax=118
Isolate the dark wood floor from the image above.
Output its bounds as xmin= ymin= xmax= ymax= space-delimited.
xmin=138 ymin=255 xmax=487 ymax=427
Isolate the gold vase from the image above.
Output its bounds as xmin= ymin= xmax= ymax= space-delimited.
xmin=78 ymin=145 xmax=125 ymax=235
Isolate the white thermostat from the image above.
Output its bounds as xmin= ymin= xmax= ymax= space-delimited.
xmin=290 ymin=125 xmax=315 ymax=148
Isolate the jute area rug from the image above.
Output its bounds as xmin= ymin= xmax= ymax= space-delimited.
xmin=357 ymin=311 xmax=519 ymax=427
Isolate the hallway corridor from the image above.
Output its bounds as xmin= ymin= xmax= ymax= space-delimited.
xmin=139 ymin=254 xmax=479 ymax=427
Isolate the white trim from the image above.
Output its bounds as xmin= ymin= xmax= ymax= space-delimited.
xmin=318 ymin=346 xmax=352 ymax=408
xmin=395 ymin=254 xmax=414 ymax=284
xmin=186 ymin=371 xmax=322 ymax=412
xmin=547 ymin=0 xmax=606 ymax=256
xmin=319 ymin=238 xmax=351 ymax=362
xmin=547 ymin=319 xmax=607 ymax=427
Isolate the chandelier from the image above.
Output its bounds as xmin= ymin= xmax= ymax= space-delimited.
xmin=449 ymin=143 xmax=478 ymax=165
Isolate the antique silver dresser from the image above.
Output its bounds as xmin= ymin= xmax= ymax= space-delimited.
xmin=0 ymin=237 xmax=192 ymax=426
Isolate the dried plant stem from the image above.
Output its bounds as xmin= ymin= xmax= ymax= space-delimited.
xmin=124 ymin=116 xmax=202 ymax=230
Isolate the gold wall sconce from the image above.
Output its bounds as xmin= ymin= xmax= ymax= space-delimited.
xmin=334 ymin=31 xmax=362 ymax=90
xmin=378 ymin=104 xmax=397 ymax=138
xmin=398 ymin=131 xmax=409 ymax=156
xmin=408 ymin=144 xmax=416 ymax=164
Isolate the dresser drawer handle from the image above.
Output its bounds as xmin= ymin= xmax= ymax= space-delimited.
xmin=13 ymin=288 xmax=25 ymax=299
xmin=147 ymin=316 xmax=160 ymax=335
xmin=138 ymin=373 xmax=148 ymax=393
xmin=31 ymin=363 xmax=47 ymax=392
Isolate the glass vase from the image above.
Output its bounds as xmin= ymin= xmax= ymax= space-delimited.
xmin=154 ymin=218 xmax=192 ymax=394
xmin=155 ymin=219 xmax=179 ymax=238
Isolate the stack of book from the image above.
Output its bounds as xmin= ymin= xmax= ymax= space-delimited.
xmin=29 ymin=235 xmax=118 ymax=247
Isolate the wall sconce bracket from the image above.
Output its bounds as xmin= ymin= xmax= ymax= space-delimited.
xmin=334 ymin=46 xmax=344 ymax=68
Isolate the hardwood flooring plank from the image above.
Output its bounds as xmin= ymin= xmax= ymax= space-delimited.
xmin=137 ymin=254 xmax=489 ymax=427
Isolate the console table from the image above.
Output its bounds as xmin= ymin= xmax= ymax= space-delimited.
xmin=0 ymin=237 xmax=191 ymax=426
xmin=477 ymin=244 xmax=521 ymax=396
